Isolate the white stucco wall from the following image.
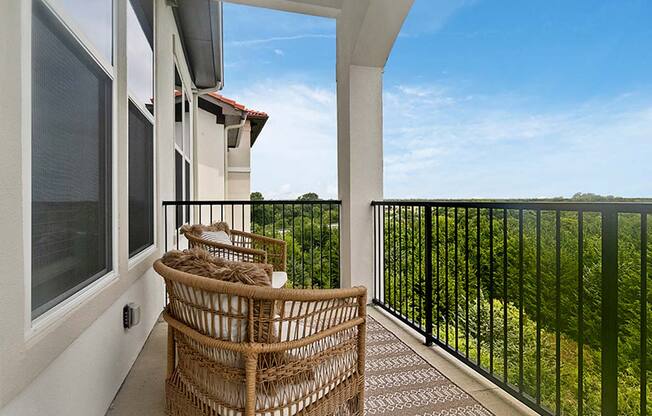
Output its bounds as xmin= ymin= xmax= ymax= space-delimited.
xmin=0 ymin=270 xmax=164 ymax=416
xmin=0 ymin=0 xmax=193 ymax=413
xmin=196 ymin=108 xmax=227 ymax=201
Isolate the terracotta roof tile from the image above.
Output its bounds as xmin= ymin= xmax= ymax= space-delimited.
xmin=173 ymin=90 xmax=268 ymax=118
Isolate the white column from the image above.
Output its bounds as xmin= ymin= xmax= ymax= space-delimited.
xmin=337 ymin=64 xmax=383 ymax=291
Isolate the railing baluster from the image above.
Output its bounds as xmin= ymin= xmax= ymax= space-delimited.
xmin=578 ymin=210 xmax=584 ymax=415
xmin=393 ymin=205 xmax=397 ymax=311
xmin=373 ymin=206 xmax=377 ymax=299
xmin=519 ymin=209 xmax=524 ymax=393
xmin=436 ymin=206 xmax=441 ymax=340
xmin=419 ymin=206 xmax=423 ymax=328
xmin=445 ymin=207 xmax=449 ymax=347
xmin=489 ymin=207 xmax=494 ymax=374
xmin=301 ymin=204 xmax=305 ymax=288
xmin=465 ymin=208 xmax=470 ymax=359
xmin=455 ymin=207 xmax=459 ymax=352
xmin=476 ymin=207 xmax=481 ymax=365
xmin=503 ymin=209 xmax=508 ymax=383
xmin=601 ymin=208 xmax=618 ymax=415
xmin=398 ymin=206 xmax=402 ymax=314
xmin=556 ymin=210 xmax=561 ymax=415
xmin=310 ymin=203 xmax=314 ymax=288
xmin=425 ymin=205 xmax=433 ymax=346
xmin=292 ymin=203 xmax=296 ymax=287
xmin=384 ymin=205 xmax=388 ymax=303
xmin=641 ymin=213 xmax=647 ymax=416
xmin=320 ymin=203 xmax=323 ymax=289
xmin=536 ymin=209 xmax=541 ymax=405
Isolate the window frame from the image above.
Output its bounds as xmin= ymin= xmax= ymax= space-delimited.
xmin=173 ymin=71 xmax=194 ymax=229
xmin=26 ymin=0 xmax=119 ymax=333
xmin=126 ymin=0 xmax=156 ymax=262
xmin=127 ymin=97 xmax=156 ymax=260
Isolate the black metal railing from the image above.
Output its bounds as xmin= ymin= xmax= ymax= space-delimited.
xmin=163 ymin=200 xmax=341 ymax=288
xmin=372 ymin=200 xmax=651 ymax=416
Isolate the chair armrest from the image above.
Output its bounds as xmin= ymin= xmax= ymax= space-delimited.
xmin=231 ymin=230 xmax=287 ymax=272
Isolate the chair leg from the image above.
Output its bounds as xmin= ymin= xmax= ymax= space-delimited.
xmin=357 ymin=296 xmax=367 ymax=414
xmin=167 ymin=326 xmax=175 ymax=378
xmin=244 ymin=352 xmax=258 ymax=416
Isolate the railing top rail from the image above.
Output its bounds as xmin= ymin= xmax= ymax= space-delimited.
xmin=163 ymin=199 xmax=342 ymax=206
xmin=371 ymin=199 xmax=652 ymax=213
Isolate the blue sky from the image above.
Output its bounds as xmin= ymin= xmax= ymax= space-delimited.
xmin=221 ymin=0 xmax=652 ymax=199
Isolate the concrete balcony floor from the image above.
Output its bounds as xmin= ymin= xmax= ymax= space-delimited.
xmin=106 ymin=308 xmax=535 ymax=416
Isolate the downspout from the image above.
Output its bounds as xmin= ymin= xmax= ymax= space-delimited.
xmin=223 ymin=113 xmax=248 ymax=199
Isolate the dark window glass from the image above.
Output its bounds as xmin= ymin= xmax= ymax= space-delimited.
xmin=128 ymin=101 xmax=153 ymax=257
xmin=31 ymin=0 xmax=112 ymax=318
xmin=175 ymin=151 xmax=183 ymax=228
xmin=185 ymin=161 xmax=190 ymax=223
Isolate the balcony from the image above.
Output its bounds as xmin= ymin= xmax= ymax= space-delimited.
xmin=104 ymin=199 xmax=650 ymax=415
xmin=108 ymin=302 xmax=527 ymax=416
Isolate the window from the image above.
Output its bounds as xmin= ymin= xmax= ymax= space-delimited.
xmin=48 ymin=0 xmax=113 ymax=64
xmin=174 ymin=74 xmax=193 ymax=228
xmin=127 ymin=0 xmax=153 ymax=110
xmin=31 ymin=0 xmax=113 ymax=318
xmin=128 ymin=101 xmax=154 ymax=256
xmin=127 ymin=0 xmax=154 ymax=257
xmin=175 ymin=150 xmax=184 ymax=228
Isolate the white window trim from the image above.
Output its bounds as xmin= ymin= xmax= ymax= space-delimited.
xmin=173 ymin=69 xmax=195 ymax=230
xmin=125 ymin=0 xmax=157 ymax=263
xmin=24 ymin=0 xmax=120 ymax=336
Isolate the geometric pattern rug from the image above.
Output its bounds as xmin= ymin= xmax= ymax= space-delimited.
xmin=365 ymin=317 xmax=493 ymax=416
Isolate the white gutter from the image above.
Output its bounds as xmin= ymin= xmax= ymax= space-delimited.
xmin=224 ymin=112 xmax=247 ymax=149
xmin=222 ymin=113 xmax=247 ymax=199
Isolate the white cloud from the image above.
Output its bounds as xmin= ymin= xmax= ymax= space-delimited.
xmin=223 ymin=78 xmax=652 ymax=201
xmin=229 ymin=81 xmax=337 ymax=200
xmin=274 ymin=49 xmax=285 ymax=56
xmin=383 ymin=83 xmax=652 ymax=199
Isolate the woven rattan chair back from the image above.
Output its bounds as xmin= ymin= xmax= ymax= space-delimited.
xmin=181 ymin=224 xmax=287 ymax=272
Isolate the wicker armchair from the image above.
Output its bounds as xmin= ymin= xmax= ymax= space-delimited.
xmin=181 ymin=224 xmax=287 ymax=273
xmin=154 ymin=259 xmax=367 ymax=416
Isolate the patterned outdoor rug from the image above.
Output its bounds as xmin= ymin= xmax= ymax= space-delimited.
xmin=365 ymin=317 xmax=493 ymax=416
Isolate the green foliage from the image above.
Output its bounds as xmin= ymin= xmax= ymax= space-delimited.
xmin=250 ymin=192 xmax=340 ymax=288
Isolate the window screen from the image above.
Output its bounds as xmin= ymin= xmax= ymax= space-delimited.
xmin=175 ymin=151 xmax=183 ymax=228
xmin=185 ymin=160 xmax=191 ymax=223
xmin=128 ymin=101 xmax=154 ymax=257
xmin=31 ymin=0 xmax=113 ymax=318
